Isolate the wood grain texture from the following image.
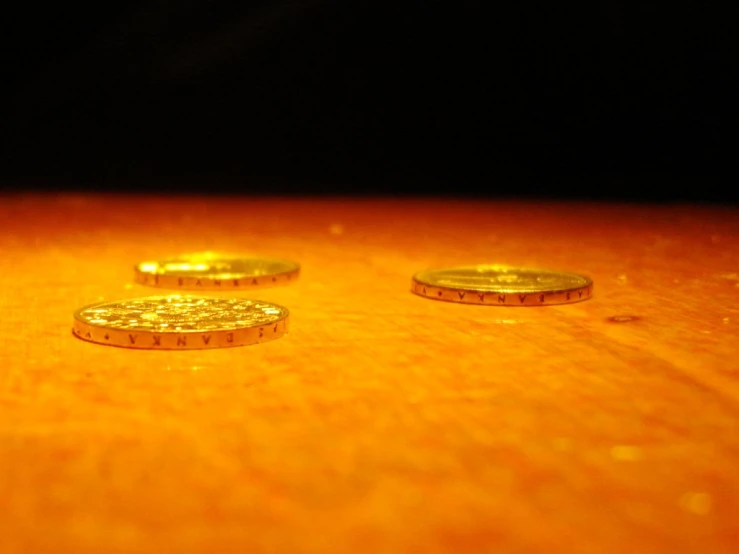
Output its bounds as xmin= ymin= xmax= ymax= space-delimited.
xmin=1 ymin=194 xmax=738 ymax=554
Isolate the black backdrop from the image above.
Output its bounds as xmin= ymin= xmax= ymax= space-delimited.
xmin=2 ymin=2 xmax=737 ymax=201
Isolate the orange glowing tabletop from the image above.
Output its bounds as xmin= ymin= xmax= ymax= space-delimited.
xmin=1 ymin=193 xmax=738 ymax=554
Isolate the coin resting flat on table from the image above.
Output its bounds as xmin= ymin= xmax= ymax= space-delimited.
xmin=412 ymin=265 xmax=593 ymax=306
xmin=134 ymin=253 xmax=300 ymax=290
xmin=72 ymin=295 xmax=289 ymax=349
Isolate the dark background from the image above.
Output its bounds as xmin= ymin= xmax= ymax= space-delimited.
xmin=1 ymin=1 xmax=736 ymax=201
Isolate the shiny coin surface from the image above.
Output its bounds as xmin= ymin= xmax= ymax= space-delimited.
xmin=72 ymin=295 xmax=289 ymax=349
xmin=134 ymin=252 xmax=300 ymax=290
xmin=412 ymin=265 xmax=593 ymax=306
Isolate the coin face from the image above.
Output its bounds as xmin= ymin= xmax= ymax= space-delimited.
xmin=134 ymin=253 xmax=300 ymax=290
xmin=412 ymin=265 xmax=593 ymax=306
xmin=73 ymin=295 xmax=289 ymax=349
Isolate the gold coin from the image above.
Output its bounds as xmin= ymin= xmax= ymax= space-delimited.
xmin=72 ymin=295 xmax=289 ymax=349
xmin=134 ymin=252 xmax=300 ymax=290
xmin=412 ymin=265 xmax=593 ymax=306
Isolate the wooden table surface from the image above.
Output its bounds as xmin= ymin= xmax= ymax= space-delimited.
xmin=1 ymin=194 xmax=738 ymax=554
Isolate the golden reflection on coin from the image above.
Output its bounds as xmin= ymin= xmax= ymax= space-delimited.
xmin=412 ymin=265 xmax=593 ymax=306
xmin=134 ymin=252 xmax=300 ymax=290
xmin=72 ymin=295 xmax=289 ymax=349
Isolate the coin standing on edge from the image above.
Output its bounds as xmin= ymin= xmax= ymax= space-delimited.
xmin=72 ymin=295 xmax=289 ymax=349
xmin=412 ymin=265 xmax=593 ymax=306
xmin=134 ymin=253 xmax=300 ymax=290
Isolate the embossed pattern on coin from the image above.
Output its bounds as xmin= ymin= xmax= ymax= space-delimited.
xmin=412 ymin=265 xmax=593 ymax=306
xmin=134 ymin=253 xmax=300 ymax=290
xmin=73 ymin=295 xmax=289 ymax=349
